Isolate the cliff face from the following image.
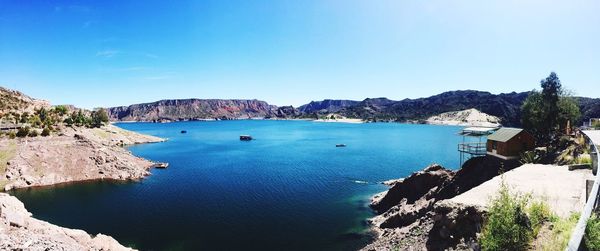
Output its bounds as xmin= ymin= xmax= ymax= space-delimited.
xmin=426 ymin=108 xmax=501 ymax=127
xmin=105 ymin=90 xmax=600 ymax=125
xmin=0 ymin=87 xmax=50 ymax=114
xmin=107 ymin=99 xmax=279 ymax=122
xmin=297 ymin=99 xmax=359 ymax=114
xmin=340 ymin=91 xmax=529 ymax=126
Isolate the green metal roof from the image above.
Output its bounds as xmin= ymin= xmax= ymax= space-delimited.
xmin=487 ymin=128 xmax=523 ymax=142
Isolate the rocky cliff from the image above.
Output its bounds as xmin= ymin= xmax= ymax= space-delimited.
xmin=340 ymin=91 xmax=529 ymax=126
xmin=0 ymin=87 xmax=166 ymax=249
xmin=104 ymin=90 xmax=600 ymax=126
xmin=107 ymin=99 xmax=281 ymax=122
xmin=0 ymin=87 xmax=50 ymax=115
xmin=426 ymin=108 xmax=501 ymax=127
xmin=297 ymin=99 xmax=359 ymax=114
xmin=363 ymin=157 xmax=520 ymax=250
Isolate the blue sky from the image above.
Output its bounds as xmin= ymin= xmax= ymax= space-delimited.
xmin=1 ymin=0 xmax=599 ymax=108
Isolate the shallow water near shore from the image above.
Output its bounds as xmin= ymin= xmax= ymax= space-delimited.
xmin=11 ymin=120 xmax=466 ymax=250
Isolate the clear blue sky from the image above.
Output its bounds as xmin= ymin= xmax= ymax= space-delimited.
xmin=1 ymin=0 xmax=599 ymax=108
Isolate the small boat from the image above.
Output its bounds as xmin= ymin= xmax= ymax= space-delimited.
xmin=240 ymin=135 xmax=253 ymax=141
xmin=336 ymin=144 xmax=346 ymax=147
xmin=181 ymin=130 xmax=187 ymax=134
xmin=152 ymin=163 xmax=169 ymax=169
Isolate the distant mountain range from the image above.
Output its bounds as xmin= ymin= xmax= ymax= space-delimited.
xmin=102 ymin=90 xmax=600 ymax=126
xmin=298 ymin=99 xmax=359 ymax=114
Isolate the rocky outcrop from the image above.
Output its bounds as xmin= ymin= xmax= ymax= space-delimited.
xmin=297 ymin=99 xmax=359 ymax=114
xmin=426 ymin=108 xmax=501 ymax=127
xmin=272 ymin=105 xmax=301 ymax=118
xmin=364 ymin=157 xmax=517 ymax=250
xmin=0 ymin=193 xmax=134 ymax=250
xmin=362 ymin=201 xmax=484 ymax=251
xmin=370 ymin=164 xmax=454 ymax=214
xmin=340 ymin=91 xmax=529 ymax=125
xmin=107 ymin=99 xmax=282 ymax=121
xmin=0 ymin=87 xmax=50 ymax=114
xmin=0 ymin=124 xmax=165 ymax=190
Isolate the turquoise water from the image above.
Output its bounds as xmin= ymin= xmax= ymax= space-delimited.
xmin=11 ymin=120 xmax=465 ymax=250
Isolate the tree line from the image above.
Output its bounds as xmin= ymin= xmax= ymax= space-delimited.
xmin=2 ymin=106 xmax=109 ymax=138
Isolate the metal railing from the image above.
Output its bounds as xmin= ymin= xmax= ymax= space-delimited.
xmin=566 ymin=133 xmax=600 ymax=251
xmin=458 ymin=142 xmax=487 ymax=155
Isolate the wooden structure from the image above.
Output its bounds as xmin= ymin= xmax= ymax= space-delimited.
xmin=486 ymin=128 xmax=535 ymax=160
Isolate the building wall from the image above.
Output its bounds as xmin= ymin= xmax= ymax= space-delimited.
xmin=486 ymin=131 xmax=535 ymax=157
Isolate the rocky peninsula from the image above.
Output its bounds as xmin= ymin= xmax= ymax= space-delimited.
xmin=0 ymin=86 xmax=166 ymax=250
xmin=1 ymin=124 xmax=164 ymax=190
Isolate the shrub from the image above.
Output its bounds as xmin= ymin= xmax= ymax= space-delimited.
xmin=480 ymin=181 xmax=533 ymax=251
xmin=527 ymin=199 xmax=554 ymax=236
xmin=16 ymin=127 xmax=30 ymax=137
xmin=54 ymin=105 xmax=68 ymax=116
xmin=576 ymin=154 xmax=592 ymax=165
xmin=520 ymin=151 xmax=540 ymax=164
xmin=63 ymin=117 xmax=74 ymax=126
xmin=8 ymin=131 xmax=16 ymax=139
xmin=540 ymin=212 xmax=580 ymax=250
xmin=586 ymin=214 xmax=600 ymax=250
xmin=28 ymin=129 xmax=38 ymax=137
xmin=41 ymin=127 xmax=50 ymax=137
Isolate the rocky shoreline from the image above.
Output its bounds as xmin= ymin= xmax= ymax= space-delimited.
xmin=1 ymin=124 xmax=165 ymax=190
xmin=0 ymin=124 xmax=165 ymax=250
xmin=361 ymin=157 xmax=520 ymax=250
xmin=0 ymin=193 xmax=133 ymax=250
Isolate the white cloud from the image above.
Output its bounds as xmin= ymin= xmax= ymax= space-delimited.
xmin=95 ymin=50 xmax=120 ymax=58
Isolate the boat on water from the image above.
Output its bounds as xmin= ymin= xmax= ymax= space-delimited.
xmin=336 ymin=144 xmax=346 ymax=147
xmin=152 ymin=163 xmax=169 ymax=169
xmin=181 ymin=130 xmax=187 ymax=134
xmin=240 ymin=135 xmax=253 ymax=141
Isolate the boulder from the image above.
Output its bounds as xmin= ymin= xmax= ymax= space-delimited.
xmin=371 ymin=164 xmax=454 ymax=213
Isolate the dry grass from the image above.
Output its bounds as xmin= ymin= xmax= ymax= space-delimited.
xmin=532 ymin=212 xmax=579 ymax=251
xmin=0 ymin=140 xmax=17 ymax=173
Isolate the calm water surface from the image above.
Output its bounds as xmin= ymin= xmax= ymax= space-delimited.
xmin=11 ymin=120 xmax=466 ymax=250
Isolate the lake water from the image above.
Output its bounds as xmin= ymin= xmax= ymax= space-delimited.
xmin=10 ymin=120 xmax=467 ymax=250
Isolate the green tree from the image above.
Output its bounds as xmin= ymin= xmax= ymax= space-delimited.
xmin=90 ymin=108 xmax=109 ymax=128
xmin=71 ymin=110 xmax=87 ymax=126
xmin=557 ymin=95 xmax=580 ymax=132
xmin=521 ymin=72 xmax=580 ymax=144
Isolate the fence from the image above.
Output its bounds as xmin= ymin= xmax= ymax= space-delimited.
xmin=566 ymin=132 xmax=599 ymax=251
